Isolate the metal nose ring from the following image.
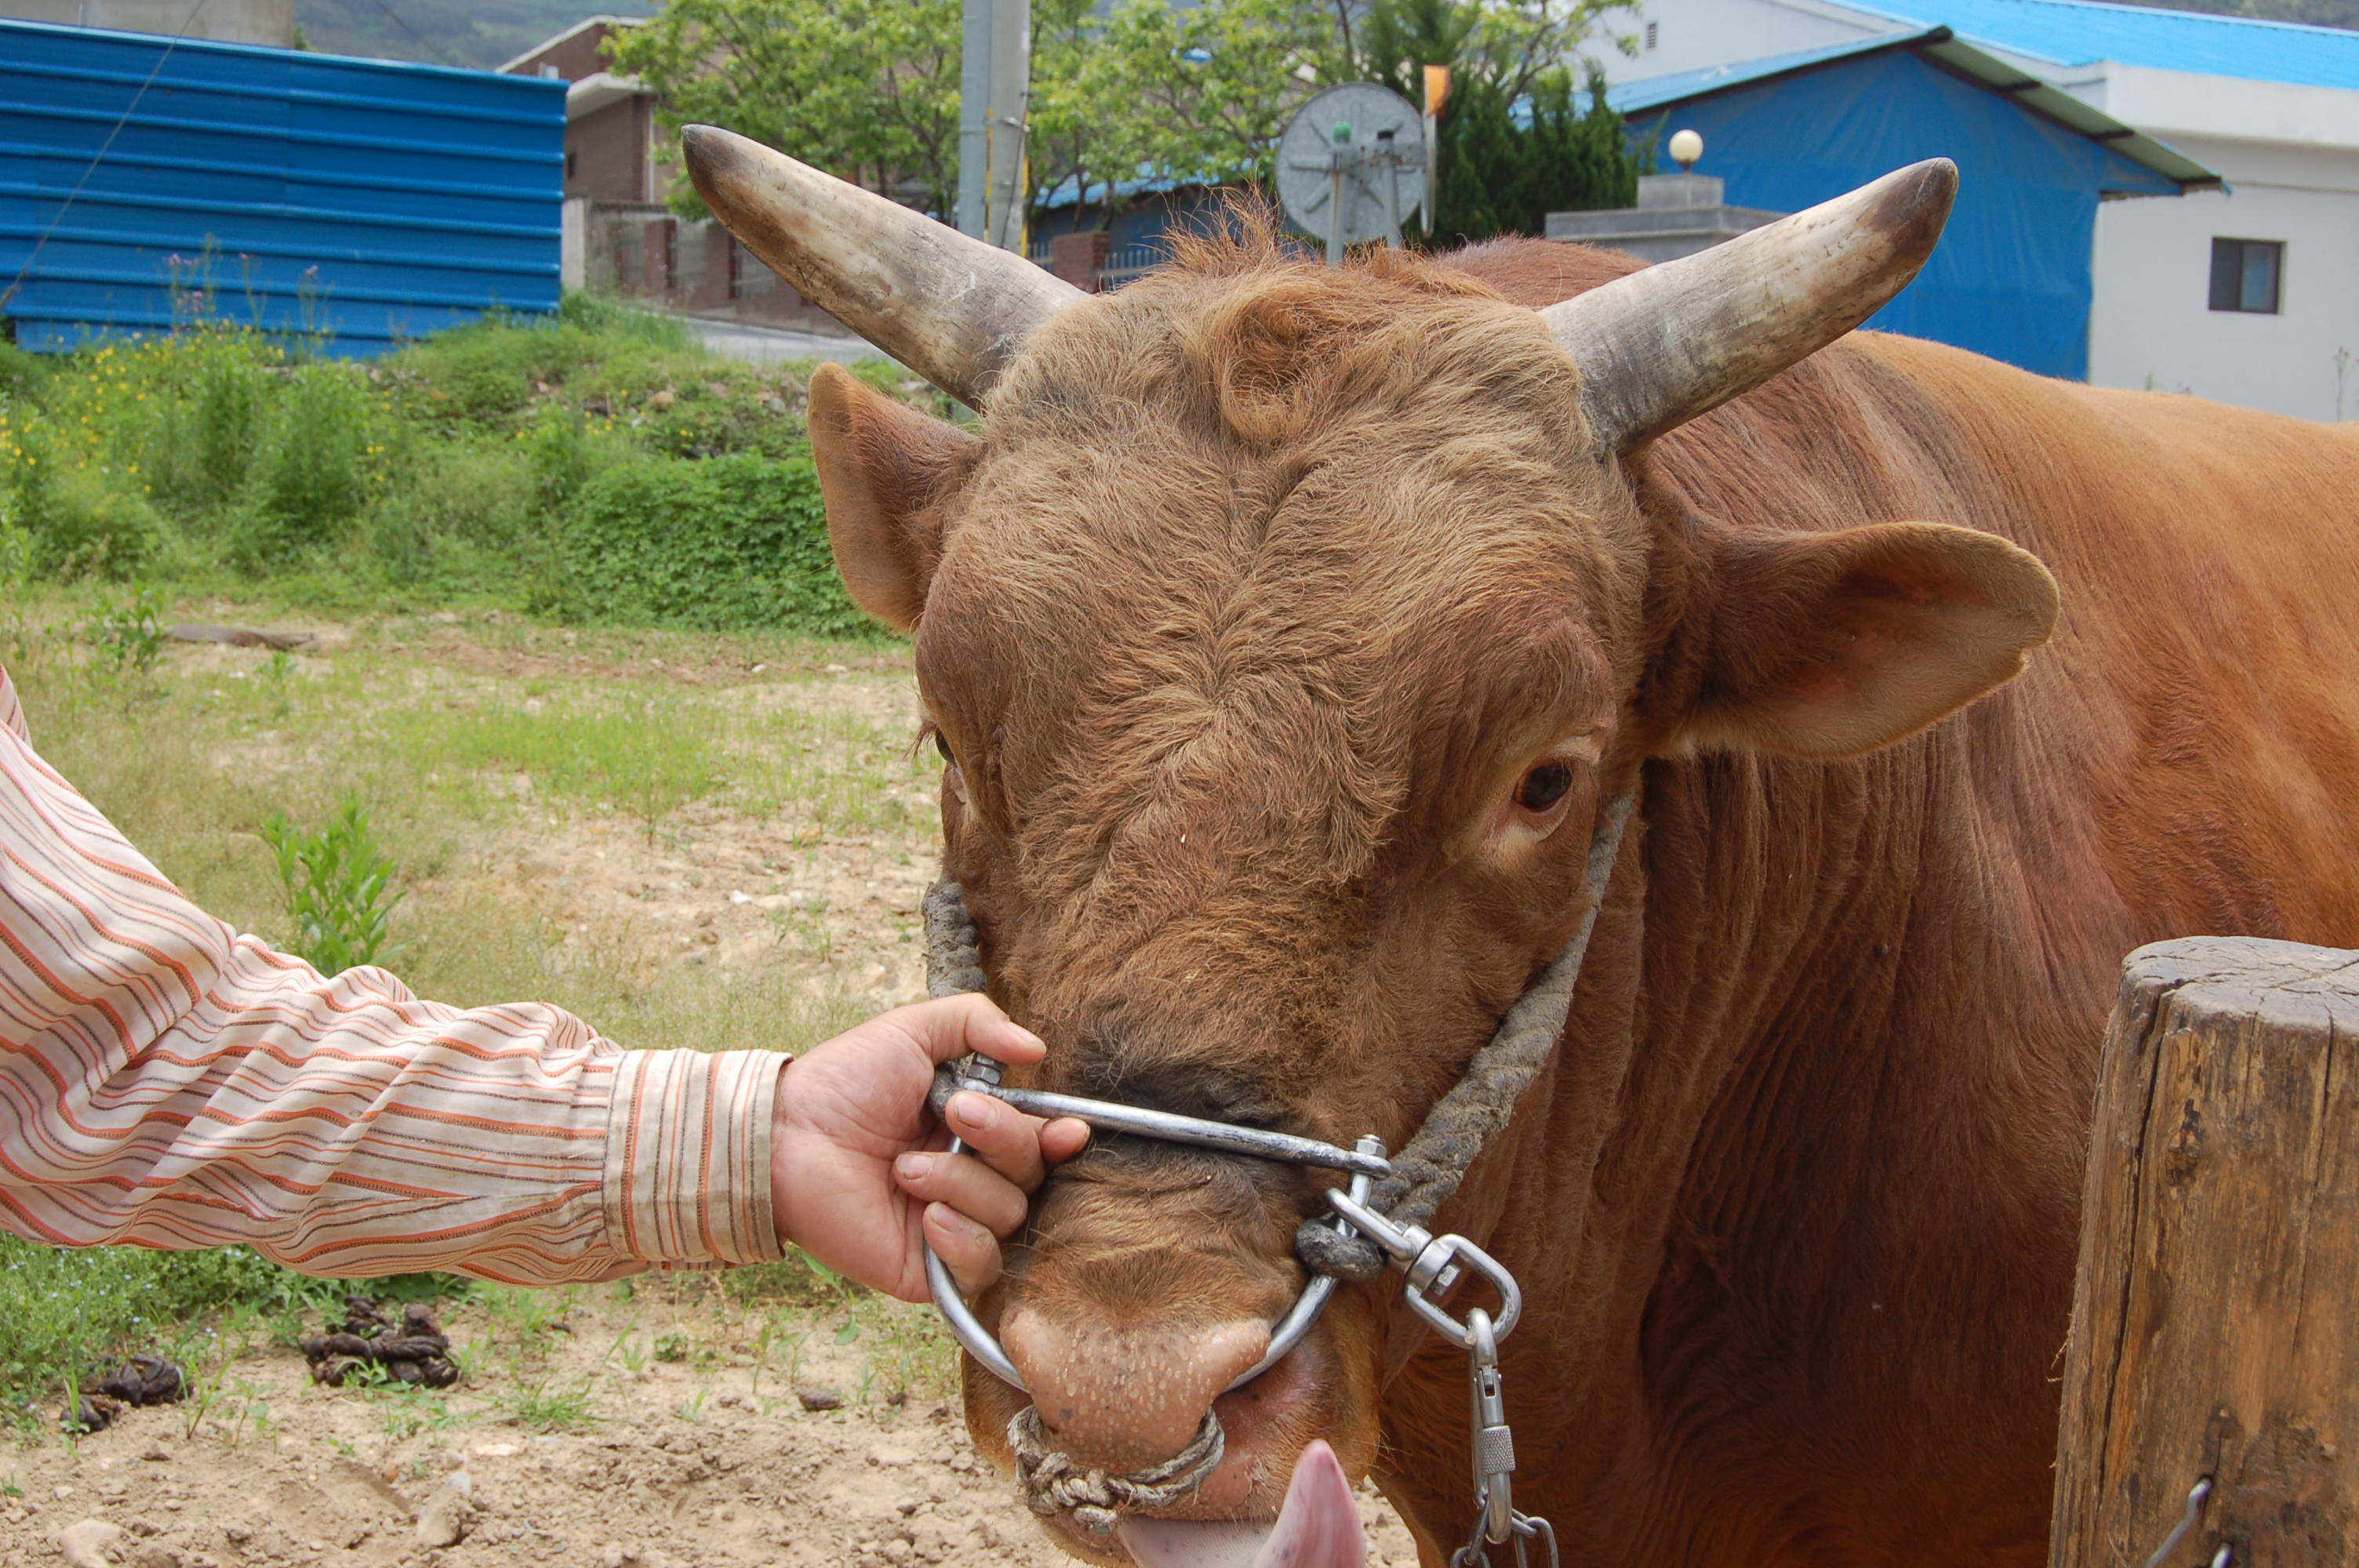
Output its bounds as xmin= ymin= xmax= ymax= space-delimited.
xmin=921 ymin=1055 xmax=1390 ymax=1394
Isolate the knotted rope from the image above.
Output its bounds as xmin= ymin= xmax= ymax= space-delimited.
xmin=1006 ymin=1406 xmax=1225 ymax=1537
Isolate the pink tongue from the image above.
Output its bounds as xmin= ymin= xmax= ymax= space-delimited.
xmin=1118 ymin=1441 xmax=1367 ymax=1568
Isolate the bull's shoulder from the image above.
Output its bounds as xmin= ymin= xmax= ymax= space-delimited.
xmin=1437 ymin=236 xmax=1644 ymax=310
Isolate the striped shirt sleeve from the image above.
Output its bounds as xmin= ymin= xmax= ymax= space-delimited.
xmin=0 ymin=670 xmax=787 ymax=1283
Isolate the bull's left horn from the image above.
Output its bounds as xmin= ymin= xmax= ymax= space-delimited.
xmin=681 ymin=125 xmax=1084 ymax=408
xmin=1542 ymin=158 xmax=1957 ymax=452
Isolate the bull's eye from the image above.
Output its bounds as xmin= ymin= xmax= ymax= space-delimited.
xmin=1516 ymin=761 xmax=1573 ymax=815
xmin=934 ymin=732 xmax=955 ymax=766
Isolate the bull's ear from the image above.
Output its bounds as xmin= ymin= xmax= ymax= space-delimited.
xmin=806 ymin=361 xmax=981 ymax=632
xmin=1666 ymin=521 xmax=2059 ymax=760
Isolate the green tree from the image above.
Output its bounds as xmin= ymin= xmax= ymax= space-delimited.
xmin=609 ymin=0 xmax=1635 ymax=241
xmin=1428 ymin=64 xmax=1637 ymax=244
xmin=606 ymin=0 xmax=964 ymax=220
xmin=1350 ymin=0 xmax=1641 ymax=245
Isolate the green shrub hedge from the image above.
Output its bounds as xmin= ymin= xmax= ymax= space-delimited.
xmin=559 ymin=452 xmax=864 ymax=634
xmin=0 ymin=300 xmax=912 ymax=638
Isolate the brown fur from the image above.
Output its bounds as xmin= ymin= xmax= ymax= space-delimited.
xmin=806 ymin=226 xmax=2359 ymax=1566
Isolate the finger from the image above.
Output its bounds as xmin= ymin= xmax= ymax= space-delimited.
xmin=1041 ymin=1116 xmax=1091 ymax=1167
xmin=945 ymin=1090 xmax=1046 ymax=1190
xmin=889 ymin=993 xmax=1047 ymax=1069
xmin=925 ymin=1202 xmax=1002 ymax=1296
xmin=893 ymin=1150 xmax=1030 ymax=1239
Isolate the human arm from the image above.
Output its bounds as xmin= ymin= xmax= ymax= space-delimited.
xmin=0 ymin=670 xmax=787 ymax=1282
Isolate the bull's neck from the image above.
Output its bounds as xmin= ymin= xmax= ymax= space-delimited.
xmin=1386 ymin=728 xmax=2099 ymax=1556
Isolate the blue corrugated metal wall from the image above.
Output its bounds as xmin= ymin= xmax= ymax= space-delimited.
xmin=1617 ymin=51 xmax=2180 ymax=380
xmin=0 ymin=18 xmax=565 ymax=356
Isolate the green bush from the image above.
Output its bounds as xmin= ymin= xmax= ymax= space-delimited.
xmin=1 ymin=417 xmax=169 ymax=581
xmin=228 ymin=362 xmax=380 ymax=568
xmin=560 ymin=451 xmax=871 ymax=635
xmin=260 ymin=793 xmax=404 ymax=975
xmin=0 ymin=295 xmax=895 ymax=626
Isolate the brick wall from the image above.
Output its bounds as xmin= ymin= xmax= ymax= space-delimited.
xmin=566 ymin=96 xmax=649 ymax=202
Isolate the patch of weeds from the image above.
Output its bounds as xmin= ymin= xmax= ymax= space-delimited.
xmin=260 ymin=793 xmax=402 ymax=975
xmin=495 ymin=1374 xmax=597 ymax=1432
xmin=79 ymin=583 xmax=167 ymax=683
xmin=674 ymin=1387 xmax=708 ymax=1423
xmin=653 ymin=1332 xmax=689 ymax=1365
xmin=476 ymin=1285 xmax=572 ymax=1361
xmin=349 ymin=1366 xmax=456 ymax=1442
xmin=261 ymin=647 xmax=294 ymax=718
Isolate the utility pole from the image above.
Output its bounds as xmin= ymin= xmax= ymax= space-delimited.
xmin=955 ymin=0 xmax=1030 ymax=251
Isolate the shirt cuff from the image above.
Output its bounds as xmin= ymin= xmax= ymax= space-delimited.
xmin=602 ymin=1048 xmax=787 ymax=1266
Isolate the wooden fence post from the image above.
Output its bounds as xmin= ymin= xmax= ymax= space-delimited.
xmin=2051 ymin=937 xmax=2359 ymax=1568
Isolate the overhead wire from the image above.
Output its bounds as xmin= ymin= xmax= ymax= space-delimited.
xmin=0 ymin=0 xmax=213 ymax=317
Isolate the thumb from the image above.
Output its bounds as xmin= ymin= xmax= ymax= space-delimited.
xmin=888 ymin=993 xmax=1047 ymax=1069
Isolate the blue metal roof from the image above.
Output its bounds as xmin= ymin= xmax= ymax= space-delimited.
xmin=1612 ymin=34 xmax=1938 ymax=107
xmin=1846 ymin=0 xmax=2359 ymax=89
xmin=1610 ymin=27 xmax=2219 ymax=188
xmin=0 ymin=17 xmax=565 ymax=355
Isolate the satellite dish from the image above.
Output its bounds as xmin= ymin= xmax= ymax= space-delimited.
xmin=1276 ymin=82 xmax=1427 ymax=263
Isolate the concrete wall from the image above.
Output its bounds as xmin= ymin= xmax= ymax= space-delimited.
xmin=0 ymin=0 xmax=291 ymax=46
xmin=2088 ymin=133 xmax=2359 ymax=419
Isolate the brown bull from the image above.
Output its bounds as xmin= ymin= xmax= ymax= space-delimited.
xmin=685 ymin=128 xmax=2359 ymax=1566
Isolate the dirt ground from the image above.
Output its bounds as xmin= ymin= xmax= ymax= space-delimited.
xmin=0 ymin=1288 xmax=1423 ymax=1568
xmin=3 ymin=620 xmax=1429 ymax=1568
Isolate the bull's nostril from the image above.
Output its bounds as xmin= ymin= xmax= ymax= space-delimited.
xmin=1001 ymin=1310 xmax=1272 ymax=1475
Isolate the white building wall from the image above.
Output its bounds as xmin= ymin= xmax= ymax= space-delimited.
xmin=2088 ymin=137 xmax=2359 ymax=420
xmin=1603 ymin=0 xmax=2359 ymax=420
xmin=1612 ymin=0 xmax=1895 ymax=85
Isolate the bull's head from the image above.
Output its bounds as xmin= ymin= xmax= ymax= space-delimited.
xmin=685 ymin=128 xmax=2058 ymax=1563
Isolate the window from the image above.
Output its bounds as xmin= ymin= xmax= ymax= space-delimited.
xmin=2209 ymin=238 xmax=2282 ymax=314
xmin=1645 ymin=19 xmax=1659 ymax=48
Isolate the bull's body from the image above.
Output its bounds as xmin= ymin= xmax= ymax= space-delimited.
xmin=679 ymin=126 xmax=2359 ymax=1568
xmin=1399 ymin=241 xmax=2359 ymax=1562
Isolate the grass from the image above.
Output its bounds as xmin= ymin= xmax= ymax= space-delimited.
xmin=0 ymin=294 xmax=935 ymax=633
xmin=0 ymin=601 xmax=944 ymax=1436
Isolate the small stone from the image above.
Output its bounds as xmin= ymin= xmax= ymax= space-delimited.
xmin=133 ymin=1545 xmax=182 ymax=1568
xmin=413 ymin=1472 xmax=474 ymax=1548
xmin=867 ymin=1443 xmax=917 ymax=1468
xmin=883 ymin=1542 xmax=912 ymax=1564
xmin=729 ymin=890 xmax=751 ymax=906
xmin=56 ymin=1519 xmax=130 ymax=1568
xmin=522 ymin=698 xmax=544 ymax=717
xmin=55 ymin=1486 xmax=77 ymax=1501
xmin=142 ymin=1447 xmax=170 ymax=1463
xmin=598 ymin=1546 xmax=634 ymax=1568
xmin=470 ymin=1442 xmax=519 ymax=1458
xmin=823 ymin=663 xmax=850 ymax=676
xmin=797 ymin=1387 xmax=842 ymax=1411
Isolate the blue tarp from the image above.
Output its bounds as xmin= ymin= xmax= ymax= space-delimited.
xmin=0 ymin=17 xmax=565 ymax=356
xmin=1617 ymin=47 xmax=2181 ymax=379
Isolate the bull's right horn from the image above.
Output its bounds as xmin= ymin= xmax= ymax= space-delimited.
xmin=681 ymin=125 xmax=1084 ymax=408
xmin=1541 ymin=158 xmax=1957 ymax=453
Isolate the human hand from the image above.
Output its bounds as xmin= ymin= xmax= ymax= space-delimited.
xmin=769 ymin=994 xmax=1089 ymax=1303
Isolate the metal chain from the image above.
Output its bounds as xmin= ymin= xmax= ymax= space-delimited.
xmin=1007 ymin=1405 xmax=1225 ymax=1537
